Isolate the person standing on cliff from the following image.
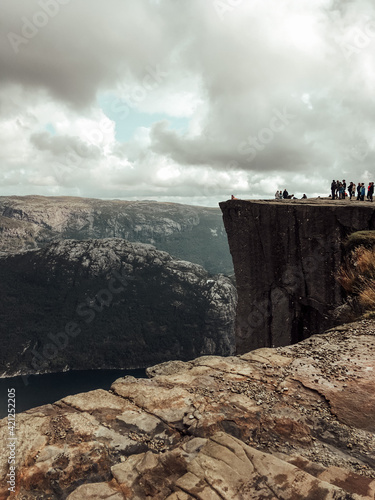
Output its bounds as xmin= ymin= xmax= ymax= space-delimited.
xmin=331 ymin=180 xmax=336 ymax=199
xmin=369 ymin=182 xmax=374 ymax=202
xmin=283 ymin=189 xmax=288 ymax=199
xmin=361 ymin=183 xmax=366 ymax=201
xmin=348 ymin=182 xmax=352 ymax=199
xmin=357 ymin=183 xmax=361 ymax=200
xmin=367 ymin=183 xmax=372 ymax=200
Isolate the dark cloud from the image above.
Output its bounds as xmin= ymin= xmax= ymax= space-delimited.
xmin=0 ymin=0 xmax=171 ymax=108
xmin=30 ymin=131 xmax=101 ymax=159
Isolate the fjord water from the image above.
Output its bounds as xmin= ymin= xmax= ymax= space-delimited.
xmin=0 ymin=368 xmax=146 ymax=419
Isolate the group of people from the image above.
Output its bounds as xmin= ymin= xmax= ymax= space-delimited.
xmin=330 ymin=180 xmax=374 ymax=202
xmin=275 ymin=189 xmax=293 ymax=199
xmin=274 ymin=189 xmax=306 ymax=200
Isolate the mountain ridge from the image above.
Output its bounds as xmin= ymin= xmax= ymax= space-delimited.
xmin=0 ymin=195 xmax=232 ymax=275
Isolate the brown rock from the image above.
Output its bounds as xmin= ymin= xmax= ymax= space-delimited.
xmin=0 ymin=322 xmax=374 ymax=499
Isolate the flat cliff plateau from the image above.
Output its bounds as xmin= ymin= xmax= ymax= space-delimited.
xmin=220 ymin=198 xmax=375 ymax=354
xmin=0 ymin=239 xmax=236 ymax=377
xmin=1 ymin=320 xmax=374 ymax=499
xmin=0 ymin=195 xmax=232 ymax=275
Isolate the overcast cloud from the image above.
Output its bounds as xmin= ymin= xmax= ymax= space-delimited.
xmin=1 ymin=0 xmax=375 ymax=205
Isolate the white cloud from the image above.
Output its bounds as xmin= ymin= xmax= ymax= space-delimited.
xmin=1 ymin=0 xmax=375 ymax=205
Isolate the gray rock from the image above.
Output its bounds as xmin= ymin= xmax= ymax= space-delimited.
xmin=220 ymin=198 xmax=375 ymax=353
xmin=0 ymin=195 xmax=233 ymax=274
xmin=0 ymin=239 xmax=236 ymax=376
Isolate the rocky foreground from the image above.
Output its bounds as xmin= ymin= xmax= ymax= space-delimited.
xmin=1 ymin=320 xmax=375 ymax=499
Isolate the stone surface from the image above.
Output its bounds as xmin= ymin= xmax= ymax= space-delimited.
xmin=219 ymin=198 xmax=375 ymax=353
xmin=1 ymin=320 xmax=374 ymax=499
xmin=0 ymin=195 xmax=233 ymax=275
xmin=0 ymin=239 xmax=236 ymax=377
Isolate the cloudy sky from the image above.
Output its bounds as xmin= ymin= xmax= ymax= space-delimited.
xmin=1 ymin=0 xmax=375 ymax=206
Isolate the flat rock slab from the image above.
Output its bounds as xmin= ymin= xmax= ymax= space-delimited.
xmin=0 ymin=320 xmax=375 ymax=499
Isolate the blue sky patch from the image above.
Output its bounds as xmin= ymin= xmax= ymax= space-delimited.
xmin=45 ymin=123 xmax=56 ymax=136
xmin=98 ymin=94 xmax=189 ymax=142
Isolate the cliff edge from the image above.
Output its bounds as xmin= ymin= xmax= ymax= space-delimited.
xmin=220 ymin=198 xmax=375 ymax=353
xmin=1 ymin=320 xmax=374 ymax=499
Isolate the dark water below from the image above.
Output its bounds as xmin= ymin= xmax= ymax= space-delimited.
xmin=0 ymin=368 xmax=146 ymax=419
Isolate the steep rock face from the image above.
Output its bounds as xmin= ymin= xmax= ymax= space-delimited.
xmin=0 ymin=195 xmax=232 ymax=274
xmin=0 ymin=239 xmax=236 ymax=377
xmin=1 ymin=320 xmax=374 ymax=499
xmin=220 ymin=198 xmax=375 ymax=353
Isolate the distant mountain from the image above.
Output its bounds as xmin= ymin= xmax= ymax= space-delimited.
xmin=0 ymin=195 xmax=233 ymax=275
xmin=0 ymin=239 xmax=236 ymax=377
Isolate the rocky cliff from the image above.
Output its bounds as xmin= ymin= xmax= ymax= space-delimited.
xmin=0 ymin=195 xmax=232 ymax=275
xmin=220 ymin=198 xmax=375 ymax=354
xmin=1 ymin=320 xmax=374 ymax=499
xmin=0 ymin=239 xmax=236 ymax=377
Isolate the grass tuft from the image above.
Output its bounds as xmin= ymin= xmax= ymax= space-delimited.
xmin=337 ymin=238 xmax=375 ymax=315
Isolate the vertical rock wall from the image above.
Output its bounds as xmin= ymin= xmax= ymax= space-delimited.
xmin=220 ymin=199 xmax=375 ymax=354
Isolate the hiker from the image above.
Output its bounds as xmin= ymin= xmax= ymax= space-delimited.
xmin=369 ymin=182 xmax=374 ymax=202
xmin=357 ymin=183 xmax=361 ymax=200
xmin=283 ymin=189 xmax=288 ymax=199
xmin=302 ymin=194 xmax=307 ymax=199
xmin=331 ymin=180 xmax=336 ymax=199
xmin=348 ymin=182 xmax=354 ymax=200
xmin=361 ymin=183 xmax=365 ymax=201
xmin=275 ymin=190 xmax=280 ymax=199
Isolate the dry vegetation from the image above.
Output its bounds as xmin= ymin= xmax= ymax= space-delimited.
xmin=338 ymin=235 xmax=375 ymax=314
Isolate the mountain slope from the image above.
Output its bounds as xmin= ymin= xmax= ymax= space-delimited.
xmin=0 ymin=195 xmax=233 ymax=274
xmin=0 ymin=239 xmax=236 ymax=377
